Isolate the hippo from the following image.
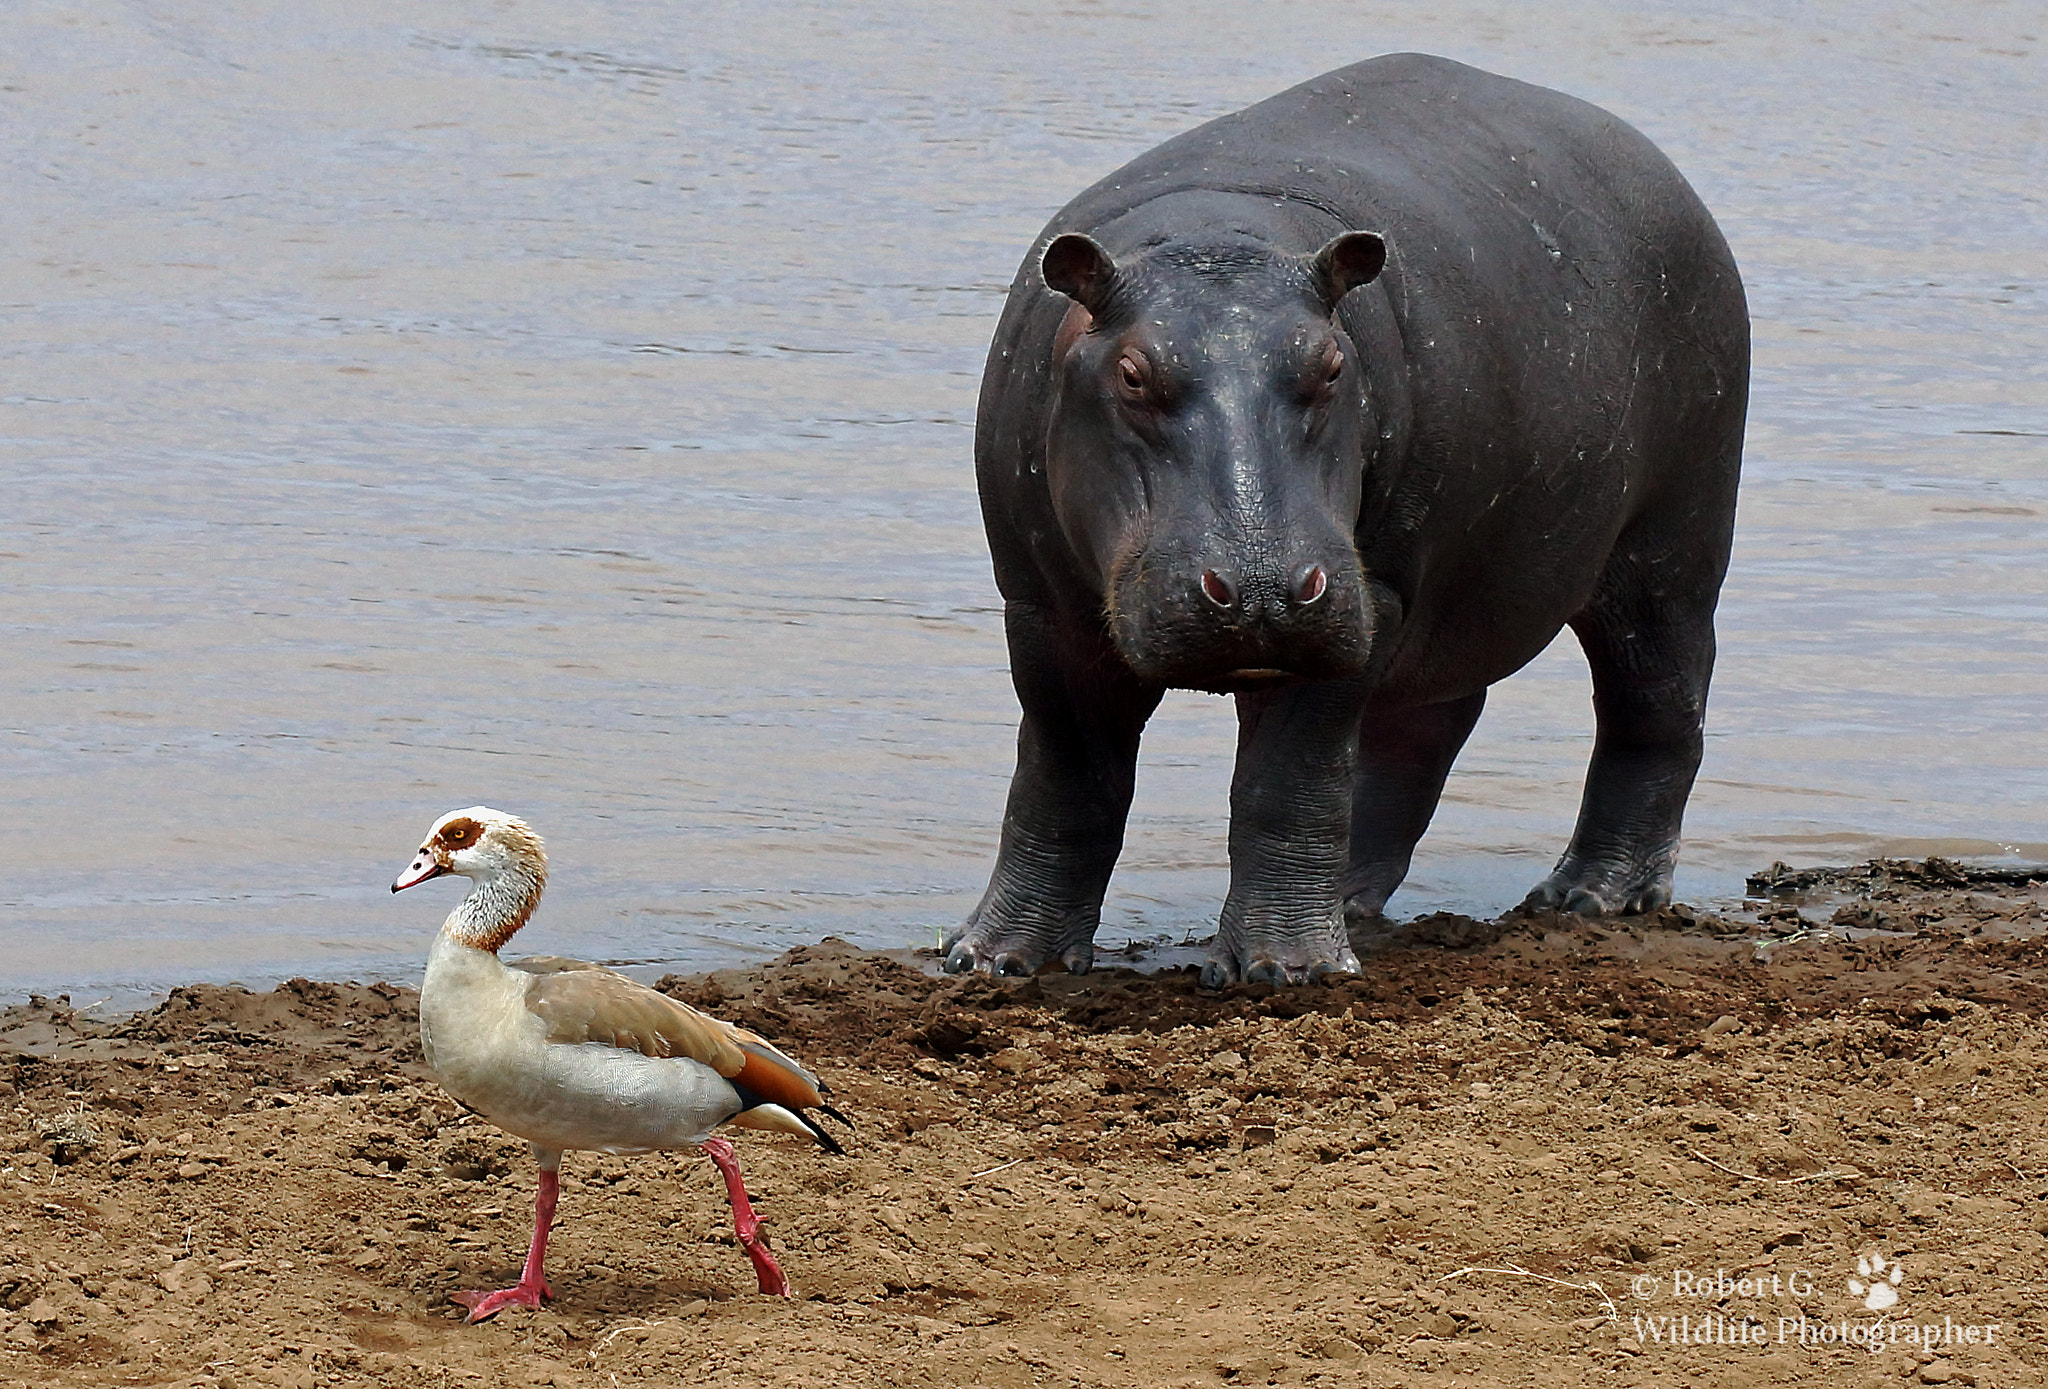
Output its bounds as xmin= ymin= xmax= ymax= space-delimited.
xmin=945 ymin=53 xmax=1748 ymax=986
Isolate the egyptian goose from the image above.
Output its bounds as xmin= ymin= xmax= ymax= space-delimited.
xmin=391 ymin=806 xmax=845 ymax=1320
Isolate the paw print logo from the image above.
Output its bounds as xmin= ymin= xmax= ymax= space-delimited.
xmin=1847 ymin=1253 xmax=1904 ymax=1310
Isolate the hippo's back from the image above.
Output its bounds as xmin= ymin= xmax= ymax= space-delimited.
xmin=1051 ymin=53 xmax=1703 ymax=256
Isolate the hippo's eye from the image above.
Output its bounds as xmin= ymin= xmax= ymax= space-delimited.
xmin=1310 ymin=342 xmax=1345 ymax=392
xmin=1299 ymin=344 xmax=1344 ymax=408
xmin=1115 ymin=354 xmax=1149 ymax=399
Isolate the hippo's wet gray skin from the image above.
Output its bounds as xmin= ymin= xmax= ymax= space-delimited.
xmin=948 ymin=53 xmax=1748 ymax=987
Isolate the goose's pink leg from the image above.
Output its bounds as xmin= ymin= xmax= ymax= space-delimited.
xmin=702 ymin=1137 xmax=790 ymax=1296
xmin=453 ymin=1154 xmax=560 ymax=1322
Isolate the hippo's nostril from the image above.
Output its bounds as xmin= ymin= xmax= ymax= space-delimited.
xmin=1293 ymin=563 xmax=1328 ymax=605
xmin=1200 ymin=568 xmax=1238 ymax=609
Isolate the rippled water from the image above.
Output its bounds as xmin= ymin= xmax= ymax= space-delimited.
xmin=5 ymin=1 xmax=2044 ymax=1007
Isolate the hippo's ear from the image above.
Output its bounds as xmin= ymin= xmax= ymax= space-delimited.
xmin=1041 ymin=233 xmax=1119 ymax=315
xmin=1308 ymin=231 xmax=1387 ymax=309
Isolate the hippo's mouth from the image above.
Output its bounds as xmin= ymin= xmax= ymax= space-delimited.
xmin=1216 ymin=667 xmax=1298 ymax=690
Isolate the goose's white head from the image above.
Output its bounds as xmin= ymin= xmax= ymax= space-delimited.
xmin=392 ymin=806 xmax=549 ymax=951
xmin=392 ymin=806 xmax=546 ymax=891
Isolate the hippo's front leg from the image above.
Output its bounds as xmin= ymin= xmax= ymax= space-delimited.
xmin=945 ymin=603 xmax=1162 ymax=977
xmin=1203 ymin=676 xmax=1369 ymax=988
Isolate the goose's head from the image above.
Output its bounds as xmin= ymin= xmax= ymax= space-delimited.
xmin=392 ymin=806 xmax=548 ymax=895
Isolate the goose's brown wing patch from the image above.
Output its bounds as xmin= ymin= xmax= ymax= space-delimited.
xmin=522 ymin=968 xmax=744 ymax=1074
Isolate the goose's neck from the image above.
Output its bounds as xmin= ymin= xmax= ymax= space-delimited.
xmin=442 ymin=862 xmax=545 ymax=954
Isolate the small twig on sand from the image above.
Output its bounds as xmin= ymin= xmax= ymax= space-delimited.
xmin=1439 ymin=1263 xmax=1617 ymax=1323
xmin=1683 ymin=1146 xmax=1852 ymax=1185
xmin=591 ymin=1320 xmax=666 ymax=1355
xmin=967 ymin=1158 xmax=1024 ymax=1180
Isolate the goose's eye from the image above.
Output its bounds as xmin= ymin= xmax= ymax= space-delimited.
xmin=441 ymin=821 xmax=478 ymax=848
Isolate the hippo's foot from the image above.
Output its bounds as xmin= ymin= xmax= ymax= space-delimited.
xmin=1522 ymin=858 xmax=1674 ymax=917
xmin=942 ymin=911 xmax=1096 ymax=977
xmin=1200 ymin=912 xmax=1360 ymax=989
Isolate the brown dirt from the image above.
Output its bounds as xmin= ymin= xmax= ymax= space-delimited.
xmin=4 ymin=871 xmax=2048 ymax=1388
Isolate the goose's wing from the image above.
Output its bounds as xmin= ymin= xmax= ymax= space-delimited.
xmin=509 ymin=955 xmax=607 ymax=977
xmin=520 ymin=966 xmax=744 ymax=1072
xmin=518 ymin=967 xmax=829 ymax=1111
xmin=718 ymin=1021 xmax=833 ymax=1110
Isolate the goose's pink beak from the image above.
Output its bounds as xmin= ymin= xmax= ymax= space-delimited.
xmin=391 ymin=849 xmax=449 ymax=893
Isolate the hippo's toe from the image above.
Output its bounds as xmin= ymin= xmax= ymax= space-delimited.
xmin=1524 ymin=861 xmax=1676 ymax=918
xmin=941 ymin=920 xmax=1093 ymax=978
xmin=942 ymin=939 xmax=1042 ymax=976
xmin=1241 ymin=958 xmax=1287 ymax=987
xmin=1201 ymin=932 xmax=1358 ymax=991
xmin=1625 ymin=880 xmax=1673 ymax=914
xmin=1561 ymin=886 xmax=1611 ymax=916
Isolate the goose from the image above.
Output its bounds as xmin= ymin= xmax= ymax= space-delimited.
xmin=391 ymin=806 xmax=846 ymax=1320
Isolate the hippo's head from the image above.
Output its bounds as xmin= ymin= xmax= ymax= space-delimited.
xmin=1039 ymin=229 xmax=1386 ymax=692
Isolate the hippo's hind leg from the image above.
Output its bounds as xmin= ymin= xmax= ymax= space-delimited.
xmin=944 ymin=601 xmax=1161 ymax=977
xmin=1340 ymin=690 xmax=1489 ymax=922
xmin=1524 ymin=528 xmax=1727 ymax=916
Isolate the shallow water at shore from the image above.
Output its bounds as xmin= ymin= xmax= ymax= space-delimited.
xmin=4 ymin=1 xmax=2044 ymax=1007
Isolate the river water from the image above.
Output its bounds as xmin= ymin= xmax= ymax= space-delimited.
xmin=5 ymin=1 xmax=2044 ymax=1008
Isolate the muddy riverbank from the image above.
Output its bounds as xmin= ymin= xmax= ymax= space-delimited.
xmin=4 ymin=866 xmax=2048 ymax=1386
